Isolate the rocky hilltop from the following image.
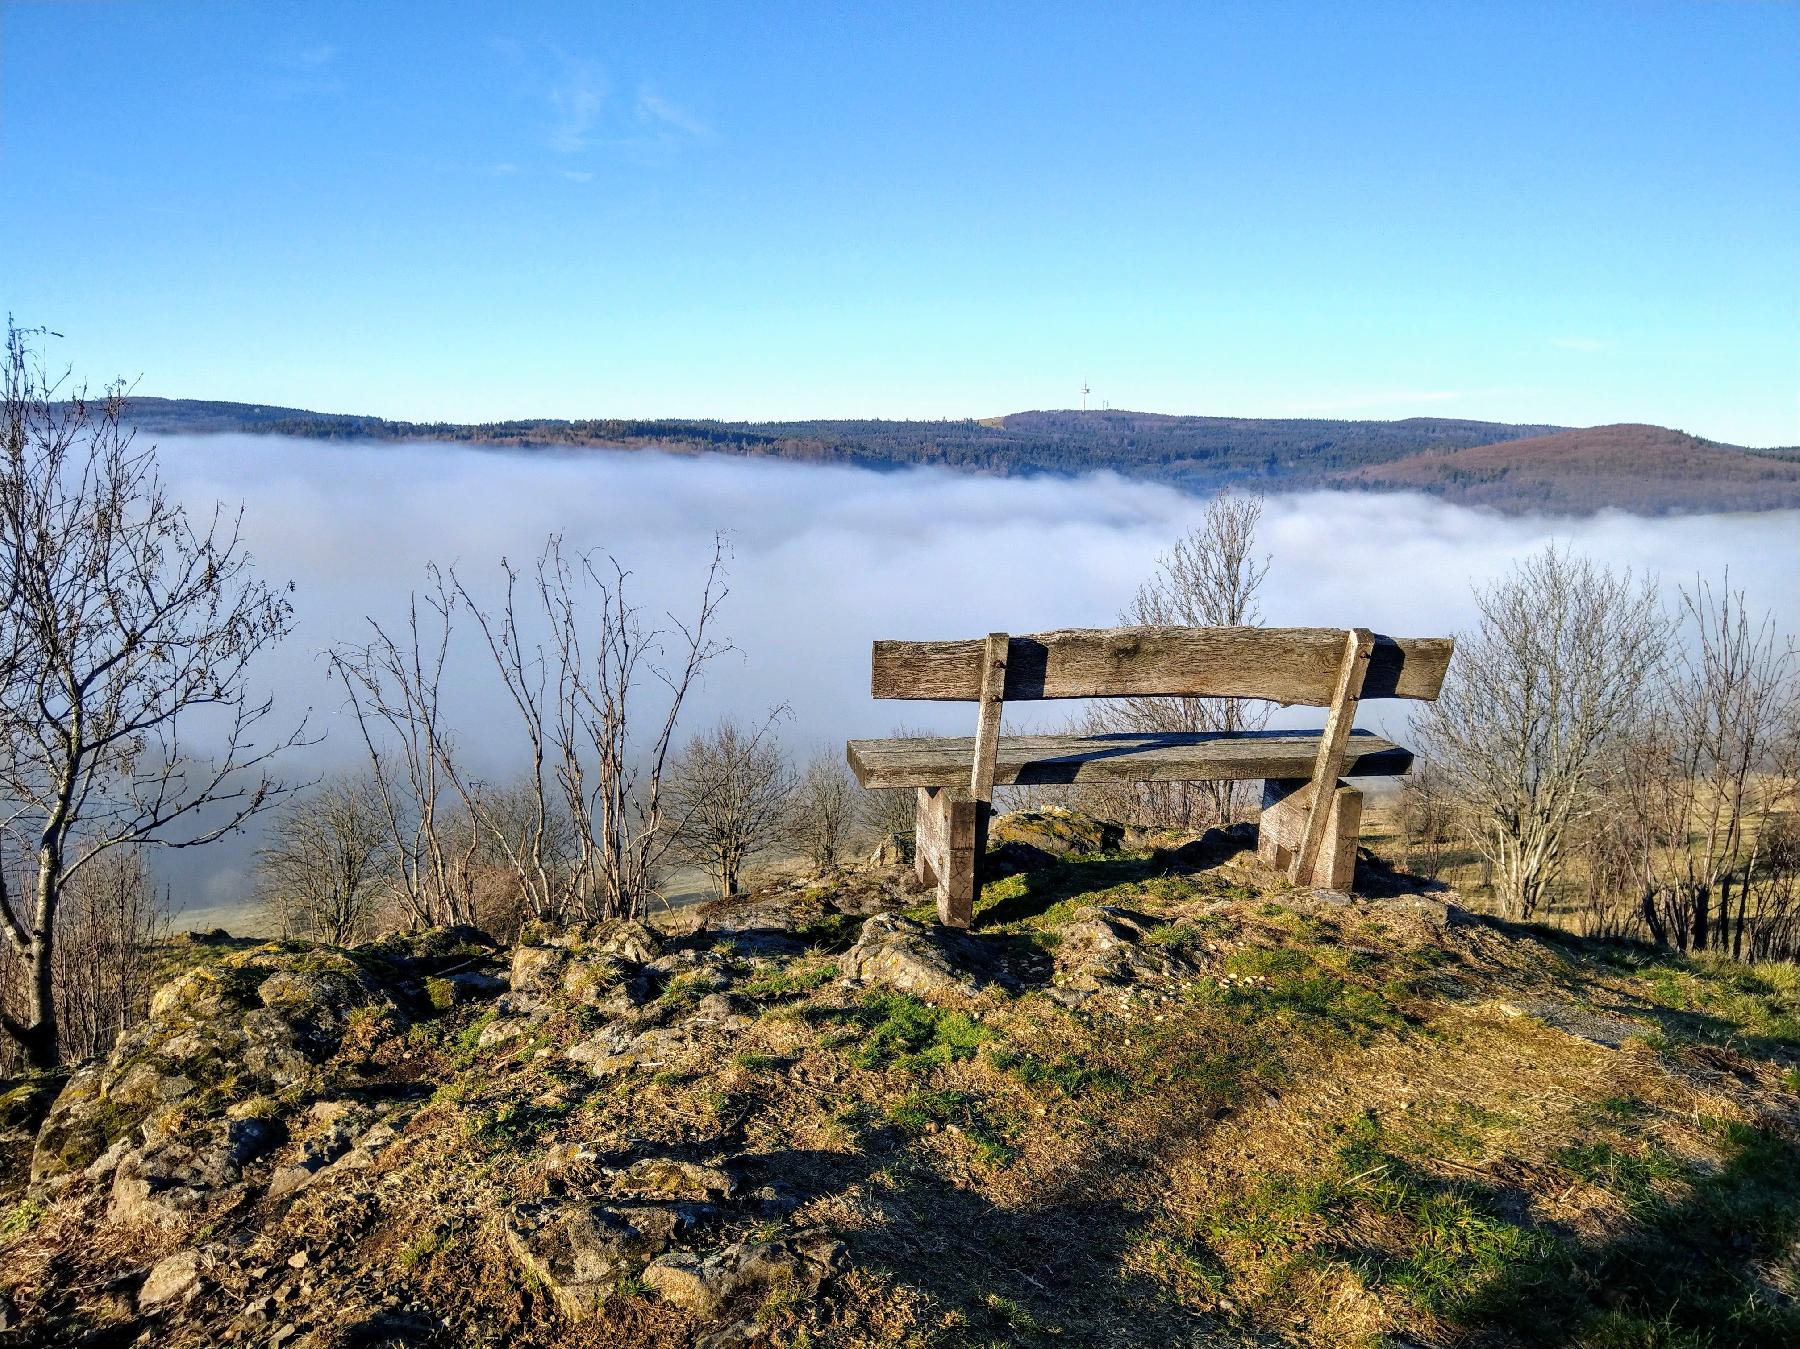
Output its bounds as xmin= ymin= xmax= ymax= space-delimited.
xmin=2 ymin=811 xmax=1797 ymax=1348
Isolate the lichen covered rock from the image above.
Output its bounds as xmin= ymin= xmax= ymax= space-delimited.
xmin=503 ymin=1199 xmax=704 ymax=1318
xmin=987 ymin=807 xmax=1125 ymax=873
xmin=842 ymin=913 xmax=991 ymax=998
xmin=31 ymin=947 xmax=392 ymax=1188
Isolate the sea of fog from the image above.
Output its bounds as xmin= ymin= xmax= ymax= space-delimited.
xmin=148 ymin=435 xmax=1799 ymax=924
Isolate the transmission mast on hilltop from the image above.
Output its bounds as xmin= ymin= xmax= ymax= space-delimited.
xmin=1081 ymin=380 xmax=1090 ymax=412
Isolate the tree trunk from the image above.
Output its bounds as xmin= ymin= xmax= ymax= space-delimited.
xmin=26 ymin=842 xmax=63 ymax=1070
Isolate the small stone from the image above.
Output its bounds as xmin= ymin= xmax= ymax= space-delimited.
xmin=287 ymin=1251 xmax=310 ymax=1269
xmin=139 ymin=1249 xmax=203 ymax=1308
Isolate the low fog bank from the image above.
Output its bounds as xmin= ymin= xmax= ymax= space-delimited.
xmin=149 ymin=435 xmax=1800 ymax=917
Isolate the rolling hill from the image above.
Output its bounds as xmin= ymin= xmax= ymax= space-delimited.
xmin=1338 ymin=423 xmax=1800 ymax=514
xmin=112 ymin=398 xmax=1800 ymax=514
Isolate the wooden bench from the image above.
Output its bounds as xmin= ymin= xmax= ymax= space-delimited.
xmin=846 ymin=626 xmax=1454 ymax=927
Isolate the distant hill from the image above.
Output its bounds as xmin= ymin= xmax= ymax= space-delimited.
xmin=1338 ymin=423 xmax=1800 ymax=514
xmin=113 ymin=397 xmax=1799 ymax=514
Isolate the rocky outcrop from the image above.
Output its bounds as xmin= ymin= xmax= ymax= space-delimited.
xmin=1040 ymin=904 xmax=1213 ymax=1005
xmin=867 ymin=833 xmax=912 ymax=868
xmin=987 ymin=808 xmax=1126 ymax=874
xmin=138 ymin=1247 xmax=205 ymax=1309
xmin=32 ymin=948 xmax=394 ymax=1191
xmin=109 ymin=1115 xmax=282 ymax=1228
xmin=483 ymin=920 xmax=666 ymax=1046
xmin=503 ymin=1199 xmax=707 ymax=1318
xmin=643 ymin=1232 xmax=845 ymax=1319
xmin=841 ymin=913 xmax=997 ymax=998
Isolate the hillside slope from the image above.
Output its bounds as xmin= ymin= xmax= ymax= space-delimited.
xmin=1338 ymin=423 xmax=1800 ymax=514
xmin=4 ymin=815 xmax=1798 ymax=1348
xmin=114 ymin=399 xmax=1800 ymax=513
xmin=117 ymin=398 xmax=1566 ymax=490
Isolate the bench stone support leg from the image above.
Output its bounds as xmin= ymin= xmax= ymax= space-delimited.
xmin=1259 ymin=778 xmax=1363 ymax=892
xmin=915 ymin=786 xmax=984 ymax=928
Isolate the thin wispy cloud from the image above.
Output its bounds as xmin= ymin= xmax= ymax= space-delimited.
xmin=634 ymin=87 xmax=713 ymax=142
xmin=547 ymin=54 xmax=607 ymax=153
xmin=487 ymin=40 xmax=715 ymax=175
xmin=265 ymin=43 xmax=344 ymax=99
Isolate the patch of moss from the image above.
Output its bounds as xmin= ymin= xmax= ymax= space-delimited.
xmin=830 ymin=992 xmax=993 ymax=1073
xmin=0 ymin=1198 xmax=47 ymax=1237
xmin=741 ymin=962 xmax=839 ymax=1001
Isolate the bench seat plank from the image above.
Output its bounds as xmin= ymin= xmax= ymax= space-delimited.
xmin=846 ymin=728 xmax=1412 ymax=791
xmin=873 ymin=628 xmax=1452 ymax=705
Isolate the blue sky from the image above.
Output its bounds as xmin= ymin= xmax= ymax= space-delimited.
xmin=3 ymin=1 xmax=1796 ymax=443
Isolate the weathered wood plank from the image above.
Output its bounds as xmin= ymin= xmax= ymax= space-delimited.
xmin=914 ymin=786 xmax=977 ymax=927
xmin=913 ymin=788 xmax=938 ymax=890
xmin=1292 ymin=628 xmax=1373 ymax=885
xmin=872 ymin=627 xmax=1452 ymax=705
xmin=846 ymin=728 xmax=1412 ymax=790
xmin=1259 ymin=778 xmax=1363 ymax=891
xmin=969 ymin=632 xmax=1008 ymax=803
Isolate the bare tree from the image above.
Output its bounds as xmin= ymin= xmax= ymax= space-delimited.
xmin=0 ymin=326 xmax=302 ymax=1069
xmin=1394 ymin=759 xmax=1457 ymax=882
xmin=256 ymin=772 xmax=394 ymax=944
xmin=1086 ymin=488 xmax=1272 ymax=827
xmin=668 ymin=716 xmax=793 ymax=899
xmin=2 ymin=846 xmax=170 ymax=1073
xmin=1413 ymin=544 xmax=1667 ymax=921
xmin=789 ymin=749 xmax=858 ymax=875
xmin=1629 ymin=579 xmax=1797 ymax=953
xmin=328 ymin=575 xmax=477 ymax=929
xmin=336 ymin=535 xmax=732 ymax=925
xmin=456 ymin=535 xmax=731 ymax=921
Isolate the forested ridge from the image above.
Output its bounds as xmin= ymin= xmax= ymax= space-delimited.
xmin=112 ymin=398 xmax=1800 ymax=512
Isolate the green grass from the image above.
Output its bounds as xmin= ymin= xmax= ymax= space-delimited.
xmin=828 ymin=992 xmax=994 ymax=1073
xmin=0 ymin=1198 xmax=47 ymax=1238
xmin=1207 ymin=944 xmax=1414 ymax=1038
xmin=462 ymin=1099 xmax=572 ymax=1154
xmin=655 ymin=970 xmax=722 ymax=1012
xmin=449 ymin=1008 xmax=498 ymax=1064
xmin=1185 ymin=1106 xmax=1800 ymax=1348
xmin=399 ymin=1230 xmax=450 ymax=1268
xmin=1554 ymin=1140 xmax=1684 ymax=1210
xmin=740 ymin=962 xmax=839 ymax=1001
xmin=887 ymin=1088 xmax=1016 ymax=1164
xmin=987 ymin=1046 xmax=1129 ymax=1099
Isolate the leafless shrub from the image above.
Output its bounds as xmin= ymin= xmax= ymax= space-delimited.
xmin=1 ymin=847 xmax=169 ymax=1073
xmin=1413 ymin=544 xmax=1667 ymax=921
xmin=328 ymin=574 xmax=477 ymax=930
xmin=789 ymin=750 xmax=859 ymax=875
xmin=1606 ymin=581 xmax=1800 ymax=953
xmin=1394 ymin=760 xmax=1457 ymax=882
xmin=668 ymin=716 xmax=793 ymax=899
xmin=1084 ymin=487 xmax=1271 ymax=828
xmin=857 ymin=723 xmax=932 ymax=846
xmin=333 ymin=536 xmax=731 ymax=925
xmin=256 ymin=772 xmax=394 ymax=944
xmin=0 ymin=325 xmax=302 ymax=1069
xmin=1742 ymin=811 xmax=1800 ymax=961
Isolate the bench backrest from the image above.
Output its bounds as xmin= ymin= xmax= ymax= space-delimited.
xmin=871 ymin=626 xmax=1453 ymax=707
